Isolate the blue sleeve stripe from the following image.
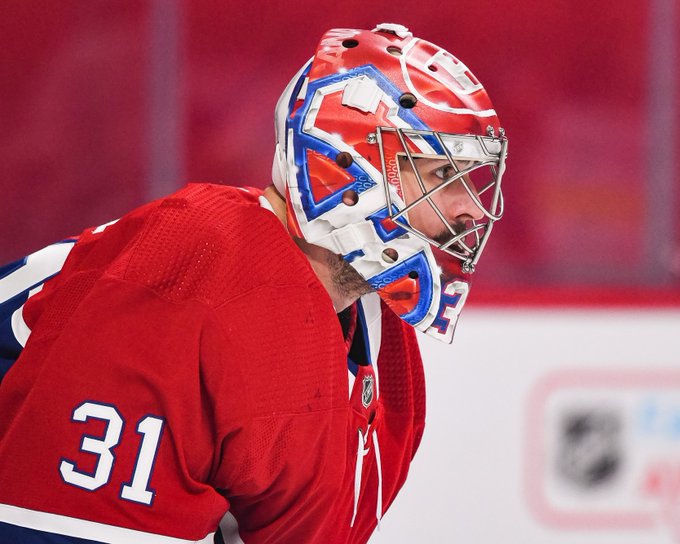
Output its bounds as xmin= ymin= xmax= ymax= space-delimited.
xmin=0 ymin=256 xmax=29 ymax=280
xmin=0 ymin=504 xmax=216 ymax=544
xmin=0 ymin=521 xmax=106 ymax=544
xmin=0 ymin=358 xmax=16 ymax=380
xmin=0 ymin=292 xmax=28 ymax=358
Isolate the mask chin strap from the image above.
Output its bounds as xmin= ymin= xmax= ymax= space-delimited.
xmin=313 ymin=221 xmax=379 ymax=256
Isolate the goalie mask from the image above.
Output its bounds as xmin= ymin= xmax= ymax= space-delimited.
xmin=272 ymin=23 xmax=508 ymax=343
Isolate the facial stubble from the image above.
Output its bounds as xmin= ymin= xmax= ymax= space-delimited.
xmin=327 ymin=252 xmax=375 ymax=300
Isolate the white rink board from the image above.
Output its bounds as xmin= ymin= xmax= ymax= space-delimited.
xmin=369 ymin=308 xmax=680 ymax=544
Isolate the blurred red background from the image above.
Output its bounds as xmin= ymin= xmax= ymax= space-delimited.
xmin=1 ymin=0 xmax=678 ymax=300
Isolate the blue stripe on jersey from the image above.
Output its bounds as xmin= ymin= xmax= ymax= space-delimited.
xmin=0 ymin=291 xmax=28 ymax=357
xmin=0 ymin=291 xmax=28 ymax=382
xmin=355 ymin=300 xmax=371 ymax=364
xmin=0 ymin=255 xmax=29 ymax=280
xmin=0 ymin=358 xmax=15 ymax=380
xmin=0 ymin=521 xmax=106 ymax=544
xmin=347 ymin=299 xmax=371 ymax=377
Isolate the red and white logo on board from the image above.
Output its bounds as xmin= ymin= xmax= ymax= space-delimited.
xmin=526 ymin=369 xmax=680 ymax=541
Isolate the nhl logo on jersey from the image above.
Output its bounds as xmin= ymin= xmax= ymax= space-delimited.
xmin=362 ymin=375 xmax=375 ymax=408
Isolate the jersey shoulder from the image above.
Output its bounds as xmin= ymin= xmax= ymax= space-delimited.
xmin=114 ymin=183 xmax=305 ymax=306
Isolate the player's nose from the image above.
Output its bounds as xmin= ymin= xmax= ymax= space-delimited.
xmin=443 ymin=175 xmax=484 ymax=223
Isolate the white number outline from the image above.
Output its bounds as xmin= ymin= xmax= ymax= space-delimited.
xmin=59 ymin=401 xmax=165 ymax=505
xmin=120 ymin=415 xmax=166 ymax=506
xmin=59 ymin=401 xmax=125 ymax=492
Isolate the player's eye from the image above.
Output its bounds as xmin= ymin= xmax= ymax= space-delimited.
xmin=432 ymin=160 xmax=476 ymax=181
xmin=433 ymin=165 xmax=456 ymax=180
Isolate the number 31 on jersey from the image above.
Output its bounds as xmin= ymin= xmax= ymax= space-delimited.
xmin=59 ymin=401 xmax=165 ymax=506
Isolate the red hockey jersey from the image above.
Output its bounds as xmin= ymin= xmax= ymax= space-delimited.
xmin=0 ymin=183 xmax=425 ymax=543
